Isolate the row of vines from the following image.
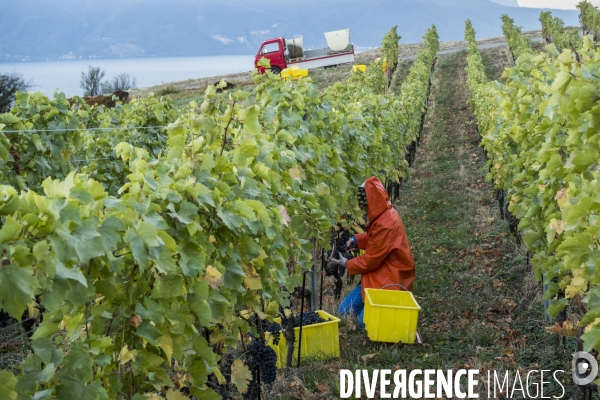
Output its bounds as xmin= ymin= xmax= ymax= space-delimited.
xmin=578 ymin=0 xmax=600 ymax=40
xmin=0 ymin=27 xmax=439 ymax=399
xmin=500 ymin=14 xmax=532 ymax=63
xmin=540 ymin=11 xmax=582 ymax=52
xmin=464 ymin=7 xmax=600 ymax=364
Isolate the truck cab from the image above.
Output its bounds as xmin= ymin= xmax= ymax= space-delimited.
xmin=255 ymin=38 xmax=286 ymax=74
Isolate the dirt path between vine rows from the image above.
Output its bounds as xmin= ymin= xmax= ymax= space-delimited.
xmin=268 ymin=47 xmax=580 ymax=400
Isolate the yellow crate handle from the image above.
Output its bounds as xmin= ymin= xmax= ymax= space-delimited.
xmin=379 ymin=283 xmax=409 ymax=291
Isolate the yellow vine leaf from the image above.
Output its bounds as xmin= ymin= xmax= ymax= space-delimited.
xmin=549 ymin=218 xmax=564 ymax=235
xmin=554 ymin=188 xmax=568 ymax=208
xmin=27 ymin=301 xmax=39 ymax=318
xmin=278 ymin=205 xmax=291 ymax=226
xmin=316 ymin=183 xmax=330 ymax=196
xmin=244 ymin=275 xmax=262 ymax=291
xmin=565 ymin=267 xmax=588 ymax=299
xmin=214 ymin=365 xmax=226 ymax=385
xmin=165 ymin=388 xmax=190 ymax=400
xmin=585 ymin=318 xmax=600 ymax=334
xmin=157 ymin=334 xmax=173 ymax=362
xmin=204 ymin=265 xmax=222 ymax=289
xmin=119 ymin=345 xmax=138 ymax=365
xmin=243 ymin=264 xmax=262 ymax=290
xmin=288 ymin=167 xmax=302 ymax=180
xmin=231 ymin=359 xmax=253 ymax=394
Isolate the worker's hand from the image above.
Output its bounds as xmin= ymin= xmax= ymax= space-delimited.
xmin=330 ymin=253 xmax=348 ymax=268
xmin=345 ymin=237 xmax=357 ymax=251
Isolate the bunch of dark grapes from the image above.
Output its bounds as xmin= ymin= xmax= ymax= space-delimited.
xmin=221 ymin=353 xmax=234 ymax=383
xmin=294 ymin=311 xmax=331 ymax=327
xmin=247 ymin=340 xmax=278 ymax=384
xmin=267 ymin=322 xmax=282 ymax=345
xmin=328 ymin=229 xmax=357 ymax=277
xmin=217 ymin=353 xmax=235 ymax=400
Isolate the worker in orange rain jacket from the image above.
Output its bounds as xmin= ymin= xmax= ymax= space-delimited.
xmin=330 ymin=176 xmax=415 ymax=328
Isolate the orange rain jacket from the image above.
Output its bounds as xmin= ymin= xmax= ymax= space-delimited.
xmin=346 ymin=177 xmax=415 ymax=300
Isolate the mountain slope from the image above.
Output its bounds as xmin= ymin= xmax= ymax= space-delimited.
xmin=489 ymin=0 xmax=519 ymax=6
xmin=0 ymin=0 xmax=578 ymax=61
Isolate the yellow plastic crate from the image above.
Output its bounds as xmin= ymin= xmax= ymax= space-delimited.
xmin=293 ymin=69 xmax=308 ymax=78
xmin=282 ymin=67 xmax=308 ymax=81
xmin=267 ymin=310 xmax=340 ymax=368
xmin=364 ymin=288 xmax=421 ymax=343
xmin=281 ymin=68 xmax=292 ymax=80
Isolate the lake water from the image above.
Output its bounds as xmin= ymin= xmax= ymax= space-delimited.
xmin=0 ymin=55 xmax=256 ymax=98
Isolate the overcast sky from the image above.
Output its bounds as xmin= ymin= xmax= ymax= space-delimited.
xmin=518 ymin=0 xmax=600 ymax=9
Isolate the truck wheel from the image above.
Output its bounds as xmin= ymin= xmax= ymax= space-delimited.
xmin=271 ymin=66 xmax=282 ymax=75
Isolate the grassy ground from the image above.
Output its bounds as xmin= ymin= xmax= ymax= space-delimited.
xmin=0 ymin=323 xmax=31 ymax=374
xmin=480 ymin=45 xmax=512 ymax=81
xmin=265 ymin=47 xmax=581 ymax=400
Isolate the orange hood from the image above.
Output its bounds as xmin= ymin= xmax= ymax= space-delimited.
xmin=364 ymin=177 xmax=392 ymax=222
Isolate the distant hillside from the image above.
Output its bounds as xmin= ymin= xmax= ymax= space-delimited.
xmin=0 ymin=0 xmax=578 ymax=62
xmin=488 ymin=0 xmax=519 ymax=6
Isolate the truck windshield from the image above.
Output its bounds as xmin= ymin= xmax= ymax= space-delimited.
xmin=261 ymin=42 xmax=279 ymax=54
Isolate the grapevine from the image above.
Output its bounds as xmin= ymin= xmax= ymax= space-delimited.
xmin=381 ymin=26 xmax=402 ymax=86
xmin=0 ymin=26 xmax=439 ymax=399
xmin=539 ymin=11 xmax=582 ymax=52
xmin=0 ymin=91 xmax=177 ymax=194
xmin=465 ymin=19 xmax=600 ymax=357
xmin=500 ymin=14 xmax=532 ymax=63
xmin=577 ymin=0 xmax=600 ymax=40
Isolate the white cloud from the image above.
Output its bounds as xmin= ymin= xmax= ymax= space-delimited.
xmin=272 ymin=23 xmax=281 ymax=28
xmin=237 ymin=36 xmax=247 ymax=43
xmin=251 ymin=30 xmax=270 ymax=36
xmin=212 ymin=35 xmax=232 ymax=45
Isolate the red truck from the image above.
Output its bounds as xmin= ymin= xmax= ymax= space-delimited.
xmin=254 ymin=29 xmax=355 ymax=74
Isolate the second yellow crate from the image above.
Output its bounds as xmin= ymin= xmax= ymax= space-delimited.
xmin=364 ymin=288 xmax=421 ymax=343
xmin=267 ymin=310 xmax=340 ymax=368
xmin=281 ymin=67 xmax=309 ymax=81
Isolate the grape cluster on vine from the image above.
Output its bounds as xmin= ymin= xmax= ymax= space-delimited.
xmin=247 ymin=340 xmax=278 ymax=384
xmin=266 ymin=322 xmax=283 ymax=345
xmin=216 ymin=353 xmax=235 ymax=400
